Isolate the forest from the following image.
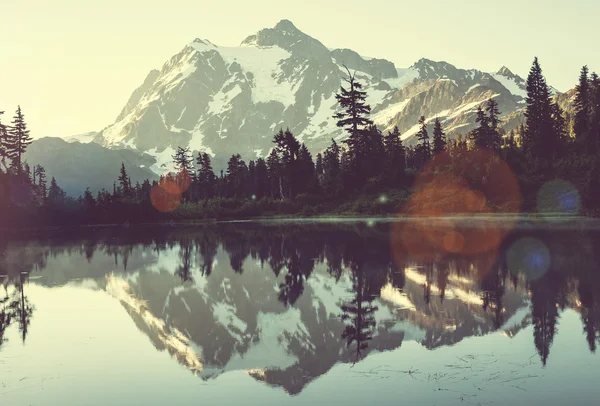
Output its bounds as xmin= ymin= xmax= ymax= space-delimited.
xmin=1 ymin=58 xmax=599 ymax=227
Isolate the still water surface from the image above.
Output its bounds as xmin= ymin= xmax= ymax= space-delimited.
xmin=1 ymin=219 xmax=599 ymax=405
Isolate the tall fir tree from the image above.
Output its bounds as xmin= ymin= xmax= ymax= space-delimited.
xmin=432 ymin=118 xmax=447 ymax=156
xmin=196 ymin=152 xmax=216 ymax=200
xmin=266 ymin=148 xmax=283 ymax=199
xmin=322 ymin=139 xmax=342 ymax=195
xmin=523 ymin=57 xmax=556 ymax=172
xmin=485 ymin=98 xmax=503 ymax=152
xmin=574 ymin=65 xmax=591 ymax=145
xmin=0 ymin=111 xmax=8 ymax=171
xmin=273 ymin=128 xmax=301 ymax=198
xmin=118 ymin=162 xmax=131 ymax=197
xmin=333 ymin=67 xmax=373 ymax=185
xmin=589 ymin=72 xmax=600 ymax=151
xmin=6 ymin=106 xmax=33 ymax=175
xmin=47 ymin=177 xmax=65 ymax=205
xmin=383 ymin=126 xmax=405 ymax=185
xmin=172 ymin=146 xmax=194 ymax=173
xmin=470 ymin=106 xmax=490 ymax=149
xmin=415 ymin=116 xmax=431 ymax=167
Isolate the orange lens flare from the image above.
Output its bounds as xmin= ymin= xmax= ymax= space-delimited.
xmin=391 ymin=148 xmax=521 ymax=272
xmin=150 ymin=180 xmax=182 ymax=213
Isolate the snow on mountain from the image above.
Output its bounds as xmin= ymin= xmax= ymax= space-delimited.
xmin=92 ymin=20 xmax=560 ymax=173
xmin=63 ymin=131 xmax=99 ymax=143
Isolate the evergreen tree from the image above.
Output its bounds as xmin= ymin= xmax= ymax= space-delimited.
xmin=383 ymin=126 xmax=405 ymax=185
xmin=296 ymin=143 xmax=316 ymax=194
xmin=522 ymin=57 xmax=556 ymax=172
xmin=334 ymin=67 xmax=373 ymax=185
xmin=83 ymin=187 xmax=95 ymax=212
xmin=196 ymin=152 xmax=215 ymax=199
xmin=226 ymin=154 xmax=248 ymax=198
xmin=172 ymin=146 xmax=194 ymax=173
xmin=322 ymin=139 xmax=342 ymax=195
xmin=118 ymin=162 xmax=131 ymax=197
xmin=470 ymin=106 xmax=490 ymax=149
xmin=363 ymin=125 xmax=386 ymax=182
xmin=266 ymin=148 xmax=283 ymax=199
xmin=432 ymin=118 xmax=447 ymax=155
xmin=574 ymin=65 xmax=591 ymax=145
xmin=273 ymin=128 xmax=301 ymax=198
xmin=5 ymin=106 xmax=33 ymax=174
xmin=589 ymin=72 xmax=600 ymax=151
xmin=485 ymin=98 xmax=503 ymax=152
xmin=254 ymin=158 xmax=269 ymax=199
xmin=415 ymin=116 xmax=431 ymax=167
xmin=47 ymin=177 xmax=66 ymax=205
xmin=315 ymin=153 xmax=324 ymax=185
xmin=0 ymin=112 xmax=8 ymax=171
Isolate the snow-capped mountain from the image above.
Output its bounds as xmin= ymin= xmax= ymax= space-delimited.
xmin=92 ymin=19 xmax=559 ymax=174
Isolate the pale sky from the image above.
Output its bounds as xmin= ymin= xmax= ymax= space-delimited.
xmin=1 ymin=0 xmax=597 ymax=138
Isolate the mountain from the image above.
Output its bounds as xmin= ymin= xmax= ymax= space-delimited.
xmin=63 ymin=131 xmax=99 ymax=144
xmin=18 ymin=240 xmax=530 ymax=395
xmin=24 ymin=137 xmax=159 ymax=196
xmin=92 ymin=19 xmax=563 ymax=173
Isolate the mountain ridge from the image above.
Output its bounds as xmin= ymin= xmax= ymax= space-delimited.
xmin=84 ymin=19 xmax=565 ymax=175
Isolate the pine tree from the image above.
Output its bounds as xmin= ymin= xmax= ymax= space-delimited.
xmin=273 ymin=128 xmax=301 ymax=198
xmin=6 ymin=106 xmax=33 ymax=174
xmin=523 ymin=57 xmax=556 ymax=172
xmin=172 ymin=146 xmax=194 ymax=173
xmin=485 ymin=98 xmax=502 ymax=152
xmin=118 ymin=162 xmax=131 ymax=197
xmin=226 ymin=154 xmax=248 ymax=198
xmin=196 ymin=152 xmax=215 ymax=199
xmin=334 ymin=67 xmax=373 ymax=184
xmin=363 ymin=125 xmax=385 ymax=182
xmin=266 ymin=148 xmax=282 ymax=199
xmin=297 ymin=143 xmax=316 ymax=194
xmin=0 ymin=111 xmax=8 ymax=172
xmin=415 ymin=116 xmax=430 ymax=167
xmin=83 ymin=187 xmax=95 ymax=211
xmin=47 ymin=177 xmax=65 ymax=205
xmin=322 ymin=139 xmax=341 ymax=195
xmin=383 ymin=126 xmax=405 ymax=185
xmin=574 ymin=65 xmax=591 ymax=145
xmin=315 ymin=152 xmax=324 ymax=185
xmin=254 ymin=158 xmax=269 ymax=199
xmin=589 ymin=72 xmax=600 ymax=151
xmin=470 ymin=106 xmax=490 ymax=149
xmin=432 ymin=118 xmax=447 ymax=155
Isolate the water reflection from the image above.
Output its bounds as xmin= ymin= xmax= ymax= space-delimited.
xmin=1 ymin=220 xmax=600 ymax=395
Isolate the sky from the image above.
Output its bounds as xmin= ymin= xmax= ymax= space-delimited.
xmin=1 ymin=0 xmax=598 ymax=138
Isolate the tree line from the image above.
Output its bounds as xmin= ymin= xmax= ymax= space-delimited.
xmin=1 ymin=58 xmax=599 ymax=226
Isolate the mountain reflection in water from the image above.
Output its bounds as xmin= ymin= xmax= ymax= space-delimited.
xmin=1 ymin=219 xmax=600 ymax=401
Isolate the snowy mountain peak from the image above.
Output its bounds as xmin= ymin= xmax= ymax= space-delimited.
xmin=240 ymin=19 xmax=330 ymax=62
xmin=495 ymin=66 xmax=525 ymax=84
xmin=497 ymin=66 xmax=514 ymax=76
xmin=92 ymin=21 xmax=563 ymax=173
xmin=274 ymin=19 xmax=300 ymax=32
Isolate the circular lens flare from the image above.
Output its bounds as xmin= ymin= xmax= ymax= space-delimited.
xmin=151 ymin=180 xmax=182 ymax=213
xmin=391 ymin=148 xmax=521 ymax=270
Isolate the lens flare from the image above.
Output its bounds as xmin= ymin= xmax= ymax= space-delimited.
xmin=537 ymin=179 xmax=581 ymax=214
xmin=506 ymin=237 xmax=551 ymax=281
xmin=150 ymin=180 xmax=182 ymax=213
xmin=391 ymin=148 xmax=521 ymax=270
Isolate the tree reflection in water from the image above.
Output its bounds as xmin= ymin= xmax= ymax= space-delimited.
xmin=1 ymin=220 xmax=600 ymax=375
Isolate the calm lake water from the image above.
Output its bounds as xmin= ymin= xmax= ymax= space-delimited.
xmin=1 ymin=219 xmax=600 ymax=405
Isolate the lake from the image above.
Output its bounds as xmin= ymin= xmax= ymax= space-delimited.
xmin=1 ymin=218 xmax=600 ymax=405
